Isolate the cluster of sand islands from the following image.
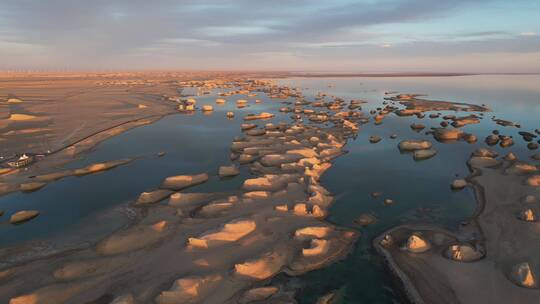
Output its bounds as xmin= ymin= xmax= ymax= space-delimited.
xmin=0 ymin=72 xmax=539 ymax=303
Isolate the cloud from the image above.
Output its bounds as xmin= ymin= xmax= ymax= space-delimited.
xmin=0 ymin=0 xmax=538 ymax=72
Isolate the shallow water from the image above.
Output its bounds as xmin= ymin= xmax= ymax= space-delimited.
xmin=279 ymin=75 xmax=540 ymax=303
xmin=1 ymin=75 xmax=540 ymax=303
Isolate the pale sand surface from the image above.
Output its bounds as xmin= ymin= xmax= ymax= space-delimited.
xmin=375 ymin=152 xmax=540 ymax=304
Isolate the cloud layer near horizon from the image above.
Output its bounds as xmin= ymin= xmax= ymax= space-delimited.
xmin=0 ymin=0 xmax=539 ymax=72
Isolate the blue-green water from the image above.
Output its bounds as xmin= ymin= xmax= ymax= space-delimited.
xmin=1 ymin=75 xmax=540 ymax=303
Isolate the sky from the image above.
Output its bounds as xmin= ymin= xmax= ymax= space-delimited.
xmin=0 ymin=0 xmax=539 ymax=72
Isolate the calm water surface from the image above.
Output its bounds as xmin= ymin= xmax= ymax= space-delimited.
xmin=1 ymin=75 xmax=539 ymax=303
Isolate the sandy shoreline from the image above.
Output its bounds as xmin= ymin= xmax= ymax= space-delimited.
xmin=374 ymin=150 xmax=540 ymax=304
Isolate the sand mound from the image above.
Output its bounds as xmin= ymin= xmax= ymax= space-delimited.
xmin=20 ymin=182 xmax=47 ymax=192
xmin=413 ymin=148 xmax=437 ymax=160
xmin=218 ymin=165 xmax=239 ymax=177
xmin=234 ymin=250 xmax=288 ymax=280
xmin=168 ymin=192 xmax=217 ymax=207
xmin=305 ymin=163 xmax=332 ymax=181
xmin=161 ymin=173 xmax=209 ymax=190
xmin=239 ymin=287 xmax=279 ymax=304
xmin=96 ymin=220 xmax=169 ymax=255
xmin=260 ymin=154 xmax=304 ymax=167
xmin=156 ymin=274 xmax=223 ymax=304
xmin=244 ymin=112 xmax=274 ymax=121
xmin=287 ymin=148 xmax=318 ymax=158
xmin=10 ymin=210 xmax=40 ymax=224
xmin=472 ymin=148 xmax=498 ymax=158
xmin=198 ymin=201 xmax=234 ymax=216
xmin=135 ymin=189 xmax=173 ymax=205
xmin=505 ymin=162 xmax=538 ymax=175
xmin=9 ymin=114 xmax=37 ymax=121
xmin=243 ymin=191 xmax=270 ymax=200
xmin=398 ymin=140 xmax=432 ymax=151
xmin=404 ymin=234 xmax=431 ymax=253
xmin=445 ymin=244 xmax=484 ymax=262
xmin=355 ymin=213 xmax=377 ymax=226
xmin=433 ymin=128 xmax=464 ymax=141
xmin=7 ymin=98 xmax=23 ymax=103
xmin=519 ymin=208 xmax=536 ymax=222
xmin=302 ymin=239 xmax=330 ymax=256
xmin=468 ymin=156 xmax=500 ymax=168
xmin=9 ymin=280 xmax=96 ymax=304
xmin=527 ymin=175 xmax=540 ymax=187
xmin=73 ymin=159 xmax=132 ymax=176
xmin=295 ymin=226 xmax=332 ymax=239
xmin=242 ymin=174 xmax=298 ymax=191
xmin=308 ymin=184 xmax=333 ymax=207
xmin=187 ymin=220 xmax=256 ymax=249
xmin=451 ymin=179 xmax=467 ymax=190
xmin=510 ymin=263 xmax=538 ymax=288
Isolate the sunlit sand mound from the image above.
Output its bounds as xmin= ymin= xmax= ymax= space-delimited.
xmin=9 ymin=210 xmax=40 ymax=224
xmin=202 ymin=105 xmax=213 ymax=112
xmin=302 ymin=239 xmax=330 ymax=256
xmin=73 ymin=159 xmax=132 ymax=176
xmin=519 ymin=208 xmax=536 ymax=222
xmin=404 ymin=234 xmax=431 ymax=253
xmin=135 ymin=189 xmax=173 ymax=205
xmin=242 ymin=174 xmax=299 ymax=191
xmin=218 ymin=165 xmax=239 ymax=177
xmin=161 ymin=173 xmax=209 ymax=190
xmin=398 ymin=140 xmax=432 ymax=151
xmin=413 ymin=148 xmax=437 ymax=161
xmin=451 ymin=179 xmax=467 ymax=190
xmin=288 ymin=230 xmax=358 ymax=275
xmin=527 ymin=175 xmax=540 ymax=187
xmin=8 ymin=114 xmax=38 ymax=121
xmin=187 ymin=219 xmax=256 ymax=249
xmin=242 ymin=191 xmax=271 ymax=200
xmin=260 ymin=154 xmax=304 ymax=167
xmin=168 ymin=192 xmax=219 ymax=207
xmin=20 ymin=182 xmax=46 ymax=192
xmin=244 ymin=112 xmax=274 ymax=121
xmin=234 ymin=250 xmax=288 ymax=280
xmin=510 ymin=263 xmax=538 ymax=288
xmin=445 ymin=244 xmax=484 ymax=262
xmin=198 ymin=198 xmax=237 ymax=216
xmin=294 ymin=226 xmax=333 ymax=239
xmin=7 ymin=98 xmax=23 ymax=103
xmin=468 ymin=155 xmax=500 ymax=168
xmin=505 ymin=162 xmax=538 ymax=175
